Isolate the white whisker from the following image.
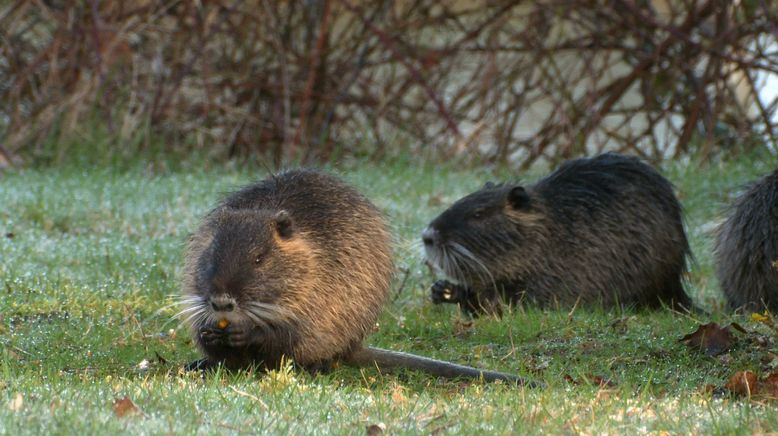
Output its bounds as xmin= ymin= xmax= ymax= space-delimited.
xmin=450 ymin=241 xmax=498 ymax=294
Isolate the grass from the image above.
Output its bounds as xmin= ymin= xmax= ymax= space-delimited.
xmin=1 ymin=151 xmax=778 ymax=434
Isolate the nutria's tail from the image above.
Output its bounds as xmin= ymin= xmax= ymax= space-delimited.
xmin=345 ymin=346 xmax=541 ymax=387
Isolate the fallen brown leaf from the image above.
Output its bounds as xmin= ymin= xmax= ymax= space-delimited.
xmin=609 ymin=316 xmax=636 ymax=332
xmin=7 ymin=393 xmax=23 ymax=411
xmin=563 ymin=374 xmax=616 ymax=387
xmin=390 ymin=385 xmax=407 ymax=406
xmin=680 ymin=323 xmax=737 ymax=356
xmin=578 ymin=340 xmax=598 ymax=354
xmin=452 ymin=319 xmax=474 ymax=338
xmin=527 ymin=355 xmax=551 ymax=373
xmin=725 ymin=371 xmax=758 ymax=396
xmin=761 ymin=373 xmax=778 ymax=399
xmin=366 ymin=423 xmax=385 ymax=435
xmin=590 ymin=375 xmax=616 ymax=388
xmin=427 ymin=194 xmax=443 ymax=207
xmin=722 ymin=371 xmax=778 ymax=401
xmin=113 ymin=396 xmax=141 ymax=418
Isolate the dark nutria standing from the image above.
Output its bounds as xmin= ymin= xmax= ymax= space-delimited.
xmin=714 ymin=169 xmax=778 ymax=311
xmin=422 ymin=152 xmax=694 ymax=315
xmin=179 ymin=169 xmax=535 ymax=385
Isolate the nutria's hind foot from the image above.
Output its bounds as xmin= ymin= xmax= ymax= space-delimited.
xmin=430 ymin=280 xmax=469 ymax=305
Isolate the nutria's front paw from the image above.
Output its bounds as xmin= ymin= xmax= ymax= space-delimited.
xmin=199 ymin=326 xmax=226 ymax=347
xmin=223 ymin=325 xmax=259 ymax=348
xmin=431 ymin=280 xmax=465 ymax=304
xmin=199 ymin=324 xmax=262 ymax=348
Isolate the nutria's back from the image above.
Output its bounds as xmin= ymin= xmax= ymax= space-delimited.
xmin=182 ymin=169 xmax=393 ymax=368
xmin=423 ymin=153 xmax=692 ymax=313
xmin=714 ymin=169 xmax=778 ymax=311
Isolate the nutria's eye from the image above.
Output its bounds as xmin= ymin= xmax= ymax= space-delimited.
xmin=471 ymin=209 xmax=486 ymax=220
xmin=254 ymin=255 xmax=263 ymax=265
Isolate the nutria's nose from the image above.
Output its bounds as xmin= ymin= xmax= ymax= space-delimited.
xmin=209 ymin=295 xmax=235 ymax=312
xmin=422 ymin=227 xmax=439 ymax=246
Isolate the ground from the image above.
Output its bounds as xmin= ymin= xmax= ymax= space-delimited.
xmin=1 ymin=152 xmax=777 ymax=433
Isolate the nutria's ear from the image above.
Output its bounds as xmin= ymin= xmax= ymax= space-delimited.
xmin=273 ymin=210 xmax=294 ymax=238
xmin=508 ymin=186 xmax=530 ymax=209
xmin=484 ymin=181 xmax=496 ymax=189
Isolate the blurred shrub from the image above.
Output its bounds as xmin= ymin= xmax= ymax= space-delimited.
xmin=0 ymin=0 xmax=775 ymax=166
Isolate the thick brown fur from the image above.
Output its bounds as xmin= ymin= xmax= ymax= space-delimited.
xmin=422 ymin=153 xmax=693 ymax=315
xmin=714 ymin=169 xmax=778 ymax=311
xmin=181 ymin=169 xmax=393 ymax=370
xmin=179 ymin=169 xmax=534 ymax=385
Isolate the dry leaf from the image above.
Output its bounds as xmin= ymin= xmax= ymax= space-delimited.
xmin=761 ymin=373 xmax=778 ymax=399
xmin=590 ymin=375 xmax=616 ymax=388
xmin=427 ymin=194 xmax=443 ymax=207
xmin=609 ymin=316 xmax=635 ymax=332
xmin=563 ymin=374 xmax=616 ymax=387
xmin=113 ymin=396 xmax=141 ymax=417
xmin=452 ymin=319 xmax=474 ymax=338
xmin=722 ymin=371 xmax=778 ymax=401
xmin=366 ymin=423 xmax=386 ymax=435
xmin=680 ymin=323 xmax=737 ymax=356
xmin=527 ymin=355 xmax=551 ymax=373
xmin=725 ymin=371 xmax=758 ymax=396
xmin=390 ymin=385 xmax=407 ymax=406
xmin=7 ymin=393 xmax=23 ymax=411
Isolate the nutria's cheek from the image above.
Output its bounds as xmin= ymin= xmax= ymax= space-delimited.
xmin=423 ymin=244 xmax=441 ymax=265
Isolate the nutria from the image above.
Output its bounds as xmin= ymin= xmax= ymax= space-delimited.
xmin=714 ymin=169 xmax=778 ymax=311
xmin=422 ymin=153 xmax=694 ymax=316
xmin=178 ymin=168 xmax=534 ymax=385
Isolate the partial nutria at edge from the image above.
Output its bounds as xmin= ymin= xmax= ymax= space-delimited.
xmin=179 ymin=169 xmax=534 ymax=385
xmin=422 ymin=153 xmax=694 ymax=316
xmin=714 ymin=169 xmax=778 ymax=311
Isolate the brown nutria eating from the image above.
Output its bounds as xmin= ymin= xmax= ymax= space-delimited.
xmin=422 ymin=153 xmax=694 ymax=316
xmin=178 ymin=168 xmax=535 ymax=385
xmin=714 ymin=169 xmax=778 ymax=312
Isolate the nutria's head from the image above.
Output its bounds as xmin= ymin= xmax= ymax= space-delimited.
xmin=422 ymin=183 xmax=547 ymax=286
xmin=180 ymin=208 xmax=314 ymax=337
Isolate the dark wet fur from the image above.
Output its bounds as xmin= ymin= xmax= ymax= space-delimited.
xmin=714 ymin=169 xmax=778 ymax=312
xmin=424 ymin=153 xmax=693 ymax=315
